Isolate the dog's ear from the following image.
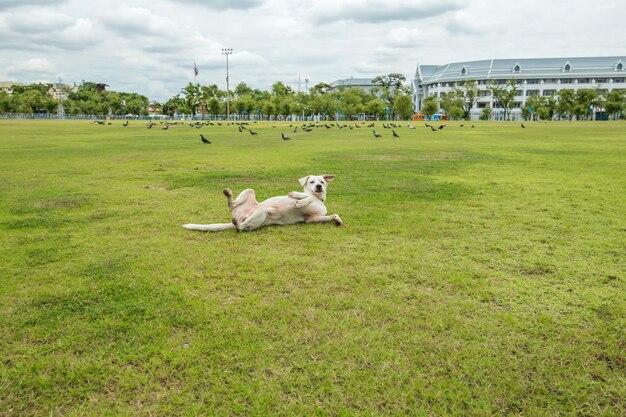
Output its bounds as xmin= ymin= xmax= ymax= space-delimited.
xmin=299 ymin=176 xmax=310 ymax=187
xmin=322 ymin=175 xmax=335 ymax=183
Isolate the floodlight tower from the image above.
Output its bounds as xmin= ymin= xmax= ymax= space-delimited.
xmin=304 ymin=78 xmax=309 ymax=120
xmin=221 ymin=48 xmax=233 ymax=119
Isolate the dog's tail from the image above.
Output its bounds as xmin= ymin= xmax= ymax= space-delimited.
xmin=182 ymin=223 xmax=236 ymax=232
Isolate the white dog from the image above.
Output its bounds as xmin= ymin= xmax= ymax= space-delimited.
xmin=183 ymin=175 xmax=342 ymax=232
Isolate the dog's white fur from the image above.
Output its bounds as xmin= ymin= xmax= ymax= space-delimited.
xmin=183 ymin=174 xmax=342 ymax=232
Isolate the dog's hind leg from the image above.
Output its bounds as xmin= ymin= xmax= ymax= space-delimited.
xmin=236 ymin=207 xmax=271 ymax=231
xmin=226 ymin=188 xmax=258 ymax=226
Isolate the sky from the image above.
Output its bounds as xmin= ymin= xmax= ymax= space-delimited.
xmin=1 ymin=0 xmax=625 ymax=102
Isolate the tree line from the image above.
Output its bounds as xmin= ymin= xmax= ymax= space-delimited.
xmin=419 ymin=80 xmax=626 ymax=121
xmin=161 ymin=73 xmax=414 ymax=120
xmin=0 ymin=74 xmax=415 ymax=120
xmin=0 ymin=82 xmax=150 ymax=116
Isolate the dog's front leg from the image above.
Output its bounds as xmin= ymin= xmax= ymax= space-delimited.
xmin=305 ymin=214 xmax=343 ymax=226
xmin=288 ymin=192 xmax=314 ymax=208
xmin=288 ymin=191 xmax=309 ymax=200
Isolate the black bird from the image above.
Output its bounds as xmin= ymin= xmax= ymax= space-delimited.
xmin=281 ymin=133 xmax=291 ymax=140
xmin=161 ymin=124 xmax=169 ymax=130
xmin=392 ymin=130 xmax=399 ymax=138
xmin=424 ymin=123 xmax=431 ymax=127
xmin=460 ymin=124 xmax=464 ymax=127
xmin=521 ymin=123 xmax=526 ymax=128
xmin=372 ymin=130 xmax=382 ymax=138
xmin=238 ymin=126 xmax=243 ymax=133
xmin=438 ymin=124 xmax=445 ymax=130
xmin=200 ymin=134 xmax=211 ymax=144
xmin=293 ymin=127 xmax=298 ymax=134
xmin=122 ymin=121 xmax=129 ymax=127
xmin=249 ymin=129 xmax=258 ymax=136
xmin=430 ymin=126 xmax=437 ymax=131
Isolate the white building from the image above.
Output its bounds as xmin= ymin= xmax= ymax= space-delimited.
xmin=329 ymin=77 xmax=377 ymax=93
xmin=413 ymin=56 xmax=626 ymax=120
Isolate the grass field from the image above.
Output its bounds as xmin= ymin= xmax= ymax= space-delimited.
xmin=0 ymin=119 xmax=624 ymax=416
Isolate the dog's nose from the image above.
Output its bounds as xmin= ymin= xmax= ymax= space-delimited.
xmin=315 ymin=185 xmax=323 ymax=191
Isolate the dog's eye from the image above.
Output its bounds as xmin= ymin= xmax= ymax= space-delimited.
xmin=310 ymin=181 xmax=314 ymax=184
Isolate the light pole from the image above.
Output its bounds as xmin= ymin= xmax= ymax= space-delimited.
xmin=304 ymin=78 xmax=309 ymax=121
xmin=221 ymin=48 xmax=233 ymax=120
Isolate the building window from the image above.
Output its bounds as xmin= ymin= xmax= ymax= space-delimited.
xmin=543 ymin=90 xmax=556 ymax=97
xmin=526 ymin=90 xmax=540 ymax=96
xmin=563 ymin=62 xmax=571 ymax=72
xmin=614 ymin=78 xmax=624 ymax=83
xmin=513 ymin=64 xmax=521 ymax=73
xmin=616 ymin=62 xmax=624 ymax=71
xmin=477 ymin=102 xmax=487 ymax=108
xmin=578 ymin=78 xmax=590 ymax=84
xmin=526 ymin=79 xmax=539 ymax=84
xmin=560 ymin=79 xmax=573 ymax=84
xmin=460 ymin=66 xmax=468 ymax=76
xmin=595 ymin=79 xmax=607 ymax=83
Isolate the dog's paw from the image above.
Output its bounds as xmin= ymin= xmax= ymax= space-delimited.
xmin=294 ymin=200 xmax=304 ymax=208
xmin=333 ymin=214 xmax=343 ymax=226
xmin=223 ymin=188 xmax=233 ymax=198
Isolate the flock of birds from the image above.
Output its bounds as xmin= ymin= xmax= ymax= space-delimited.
xmin=90 ymin=119 xmax=530 ymax=144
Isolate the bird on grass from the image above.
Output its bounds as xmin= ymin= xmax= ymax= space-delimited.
xmin=122 ymin=121 xmax=129 ymax=127
xmin=372 ymin=130 xmax=382 ymax=138
xmin=200 ymin=134 xmax=211 ymax=144
xmin=430 ymin=126 xmax=437 ymax=132
xmin=438 ymin=124 xmax=445 ymax=130
xmin=281 ymin=133 xmax=291 ymax=141
xmin=521 ymin=123 xmax=526 ymax=128
xmin=460 ymin=124 xmax=464 ymax=128
xmin=249 ymin=129 xmax=258 ymax=136
xmin=161 ymin=124 xmax=169 ymax=130
xmin=392 ymin=130 xmax=399 ymax=138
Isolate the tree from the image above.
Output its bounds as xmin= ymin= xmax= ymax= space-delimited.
xmin=365 ymin=98 xmax=385 ymax=119
xmin=271 ymin=81 xmax=293 ymax=97
xmin=575 ymin=89 xmax=597 ymax=120
xmin=371 ymin=73 xmax=408 ymax=107
xmin=310 ymin=83 xmax=333 ymax=95
xmin=182 ymin=82 xmax=201 ymax=115
xmin=605 ymin=90 xmax=626 ymax=119
xmin=489 ymin=79 xmax=518 ymax=120
xmin=234 ymin=82 xmax=252 ymax=97
xmin=439 ymin=91 xmax=464 ymax=120
xmin=454 ymin=80 xmax=479 ymax=119
xmin=163 ymin=94 xmax=185 ymax=116
xmin=421 ymin=95 xmax=439 ymax=118
xmin=480 ymin=105 xmax=492 ymax=120
xmin=394 ymin=94 xmax=413 ymax=120
xmin=557 ymin=89 xmax=576 ymax=120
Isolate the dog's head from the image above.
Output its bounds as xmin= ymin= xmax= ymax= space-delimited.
xmin=299 ymin=174 xmax=335 ymax=201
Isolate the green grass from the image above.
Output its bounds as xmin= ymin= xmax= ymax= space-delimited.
xmin=0 ymin=119 xmax=624 ymax=416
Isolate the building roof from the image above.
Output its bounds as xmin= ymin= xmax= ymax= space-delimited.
xmin=416 ymin=56 xmax=626 ymax=84
xmin=330 ymin=77 xmax=374 ymax=88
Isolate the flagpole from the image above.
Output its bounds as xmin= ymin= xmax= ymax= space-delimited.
xmin=194 ymin=61 xmax=198 ymax=85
